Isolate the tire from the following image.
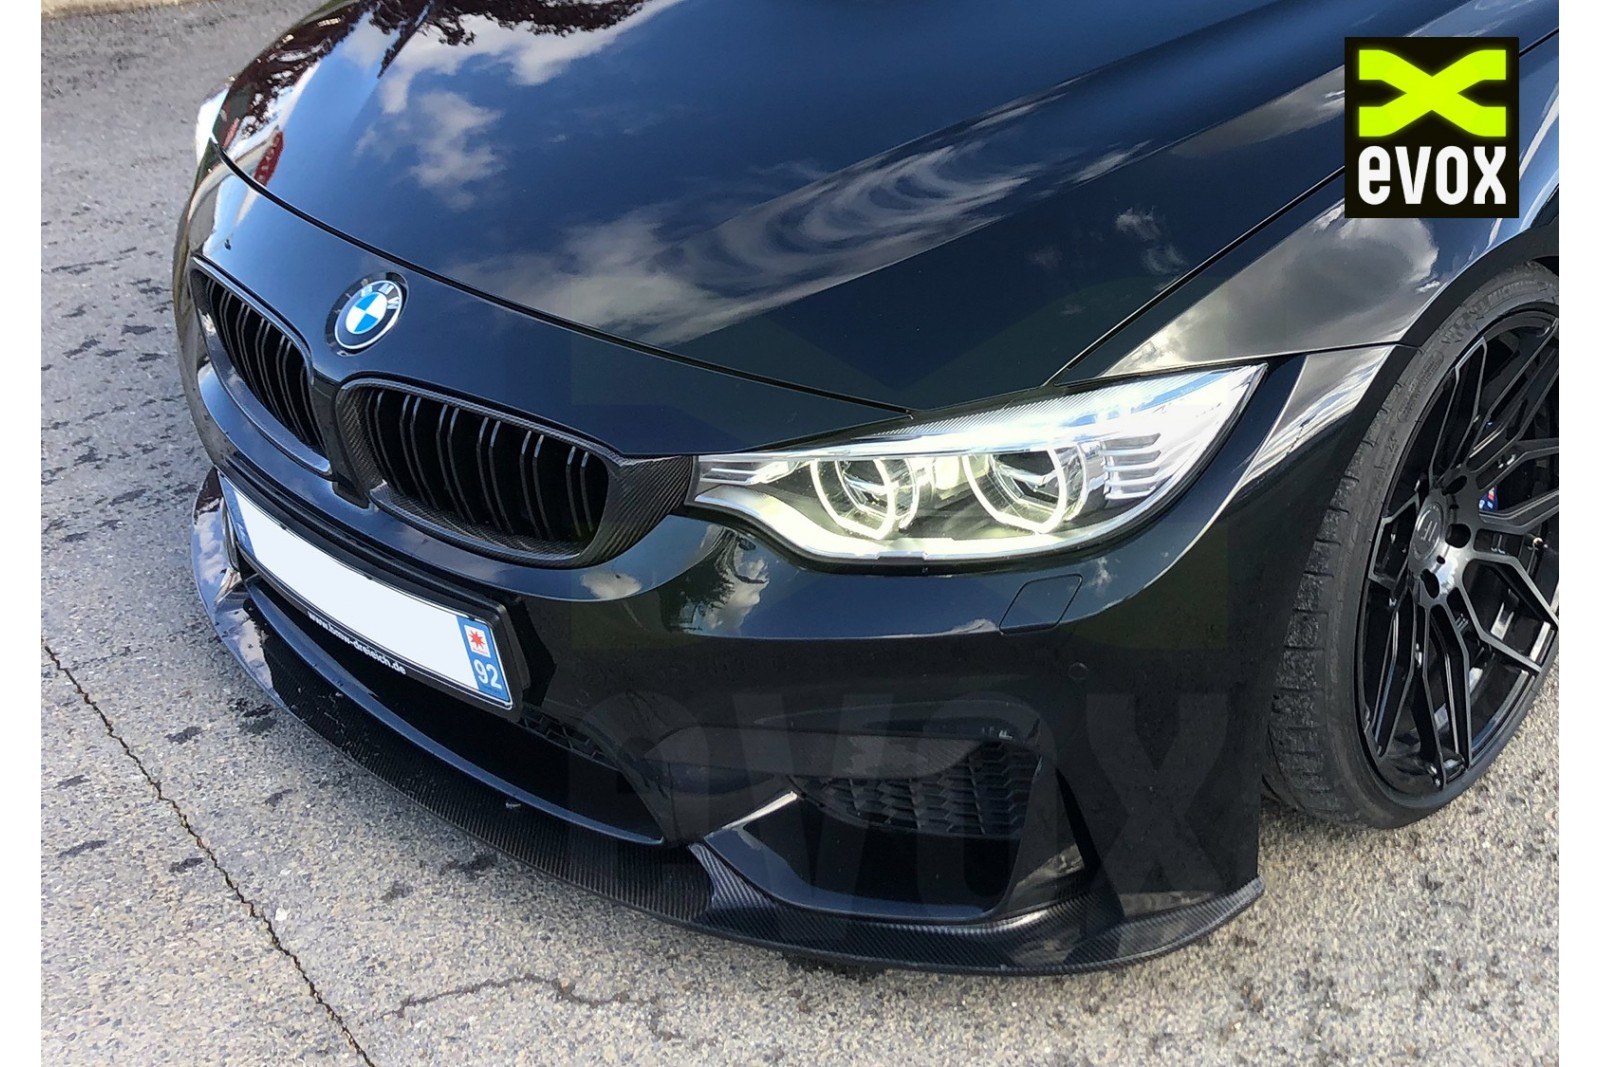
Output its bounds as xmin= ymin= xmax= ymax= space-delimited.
xmin=1264 ymin=262 xmax=1559 ymax=828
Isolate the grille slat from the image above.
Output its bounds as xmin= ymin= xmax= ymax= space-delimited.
xmin=270 ymin=333 xmax=299 ymax=441
xmin=195 ymin=275 xmax=324 ymax=455
xmin=523 ymin=432 xmax=552 ymax=541
xmin=236 ymin=303 xmax=261 ymax=404
xmin=222 ymin=293 xmax=247 ymax=367
xmin=465 ymin=415 xmax=491 ymax=529
xmin=251 ymin=317 xmax=274 ymax=398
xmin=251 ymin=314 xmax=285 ymax=427
xmin=346 ymin=384 xmax=610 ymax=557
xmin=578 ymin=452 xmax=597 ymax=532
xmin=450 ymin=409 xmax=483 ymax=527
xmin=269 ymin=331 xmax=299 ymax=439
xmin=481 ymin=421 xmax=514 ymax=533
xmin=436 ymin=406 xmax=469 ymax=523
xmin=564 ymin=446 xmax=582 ymax=537
xmin=286 ymin=336 xmax=319 ymax=445
xmin=397 ymin=396 xmax=439 ymax=511
xmin=213 ymin=294 xmax=236 ymax=360
xmin=223 ymin=296 xmax=248 ymax=378
xmin=367 ymin=392 xmax=397 ymax=491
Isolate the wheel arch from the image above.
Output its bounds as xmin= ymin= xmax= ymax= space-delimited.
xmin=1395 ymin=213 xmax=1558 ymax=354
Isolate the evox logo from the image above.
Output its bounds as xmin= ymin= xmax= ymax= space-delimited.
xmin=1344 ymin=38 xmax=1519 ymax=219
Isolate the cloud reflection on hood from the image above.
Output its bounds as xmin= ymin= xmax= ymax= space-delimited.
xmin=446 ymin=87 xmax=1166 ymax=348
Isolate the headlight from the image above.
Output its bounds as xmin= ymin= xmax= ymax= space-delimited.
xmin=690 ymin=365 xmax=1261 ymax=562
xmin=194 ymin=82 xmax=232 ymax=165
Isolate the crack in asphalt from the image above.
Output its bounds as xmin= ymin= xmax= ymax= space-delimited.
xmin=389 ymin=973 xmax=687 ymax=1043
xmin=43 ymin=640 xmax=380 ymax=1067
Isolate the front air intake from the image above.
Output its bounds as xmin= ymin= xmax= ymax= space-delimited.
xmin=792 ymin=742 xmax=1041 ymax=839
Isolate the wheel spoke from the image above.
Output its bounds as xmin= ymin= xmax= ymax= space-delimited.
xmin=1433 ymin=341 xmax=1486 ymax=476
xmin=1368 ymin=555 xmax=1402 ymax=595
xmin=1369 ymin=586 xmax=1417 ymax=754
xmin=1427 ymin=365 xmax=1462 ymax=480
xmin=1413 ymin=603 xmax=1450 ymax=789
xmin=1429 ymin=360 xmax=1469 ymax=479
xmin=1433 ymin=606 xmax=1476 ymax=768
xmin=1474 ymin=434 xmax=1558 ymax=487
xmin=1471 ymin=549 xmax=1559 ymax=629
xmin=1457 ymin=591 xmax=1541 ymax=674
xmin=1368 ymin=494 xmax=1420 ymax=592
xmin=1469 ymin=327 xmax=1559 ymax=471
xmin=1380 ymin=489 xmax=1422 ymax=530
xmin=1537 ymin=543 xmax=1558 ymax=590
xmin=1509 ymin=436 xmax=1559 ymax=465
xmin=1478 ymin=487 xmax=1558 ymax=536
xmin=1490 ymin=323 xmax=1558 ymax=412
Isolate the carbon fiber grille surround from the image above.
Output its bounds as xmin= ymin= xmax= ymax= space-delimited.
xmin=193 ymin=272 xmax=324 ymax=454
xmin=338 ymin=382 xmax=693 ymax=567
xmin=793 ymin=742 xmax=1040 ymax=838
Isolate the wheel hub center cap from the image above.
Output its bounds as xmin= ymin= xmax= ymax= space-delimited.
xmin=1411 ymin=500 xmax=1448 ymax=564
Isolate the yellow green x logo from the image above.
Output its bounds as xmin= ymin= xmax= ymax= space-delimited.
xmin=1356 ymin=47 xmax=1509 ymax=138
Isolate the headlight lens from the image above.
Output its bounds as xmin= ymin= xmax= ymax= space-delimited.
xmin=194 ymin=82 xmax=232 ymax=165
xmin=690 ymin=366 xmax=1261 ymax=562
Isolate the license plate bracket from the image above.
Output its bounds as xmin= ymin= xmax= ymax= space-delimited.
xmin=222 ymin=479 xmax=521 ymax=716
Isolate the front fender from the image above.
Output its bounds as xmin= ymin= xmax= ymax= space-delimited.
xmin=1061 ymin=29 xmax=1557 ymax=385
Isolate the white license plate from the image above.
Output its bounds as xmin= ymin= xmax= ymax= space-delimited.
xmin=224 ymin=483 xmax=514 ymax=707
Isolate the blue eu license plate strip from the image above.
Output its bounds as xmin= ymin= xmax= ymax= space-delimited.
xmin=456 ymin=617 xmax=510 ymax=701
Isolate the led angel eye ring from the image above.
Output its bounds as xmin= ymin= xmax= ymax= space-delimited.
xmin=810 ymin=458 xmax=919 ymax=540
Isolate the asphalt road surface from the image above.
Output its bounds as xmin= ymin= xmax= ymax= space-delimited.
xmin=41 ymin=3 xmax=1559 ymax=1063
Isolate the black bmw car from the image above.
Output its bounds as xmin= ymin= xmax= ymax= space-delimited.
xmin=175 ymin=0 xmax=1558 ymax=973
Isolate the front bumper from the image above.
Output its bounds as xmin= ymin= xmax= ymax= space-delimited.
xmin=195 ymin=469 xmax=1262 ymax=972
xmin=177 ymin=164 xmax=1397 ymax=971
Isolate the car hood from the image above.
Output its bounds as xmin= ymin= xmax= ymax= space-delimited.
xmin=219 ymin=0 xmax=1473 ymax=410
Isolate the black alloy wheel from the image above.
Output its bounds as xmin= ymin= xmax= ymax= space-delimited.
xmin=1264 ymin=264 xmax=1558 ymax=827
xmin=1357 ymin=309 xmax=1558 ymax=795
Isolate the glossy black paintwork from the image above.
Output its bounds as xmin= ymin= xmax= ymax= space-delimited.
xmin=215 ymin=0 xmax=1555 ymax=410
xmin=175 ymin=1 xmax=1559 ymax=970
xmin=1069 ymin=30 xmax=1560 ymax=383
xmin=176 ymin=164 xmax=1408 ymax=959
xmin=183 ymin=166 xmax=900 ymax=461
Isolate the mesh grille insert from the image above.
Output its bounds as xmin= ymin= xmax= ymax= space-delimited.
xmin=793 ymin=742 xmax=1039 ymax=839
xmin=519 ymin=710 xmax=618 ymax=769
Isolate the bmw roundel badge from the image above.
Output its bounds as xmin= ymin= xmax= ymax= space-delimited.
xmin=332 ymin=278 xmax=405 ymax=351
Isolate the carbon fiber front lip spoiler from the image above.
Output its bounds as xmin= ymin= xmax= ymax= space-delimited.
xmin=192 ymin=469 xmax=1262 ymax=974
